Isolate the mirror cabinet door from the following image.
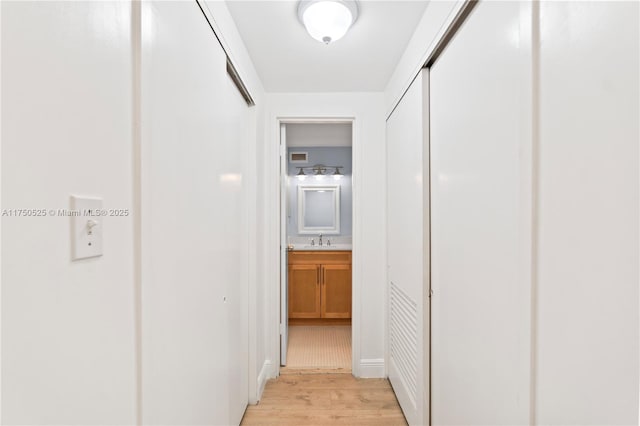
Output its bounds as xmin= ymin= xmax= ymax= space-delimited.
xmin=298 ymin=185 xmax=340 ymax=234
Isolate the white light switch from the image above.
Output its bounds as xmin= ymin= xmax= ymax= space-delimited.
xmin=70 ymin=195 xmax=103 ymax=260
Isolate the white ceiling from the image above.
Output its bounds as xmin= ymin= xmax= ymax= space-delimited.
xmin=225 ymin=0 xmax=430 ymax=92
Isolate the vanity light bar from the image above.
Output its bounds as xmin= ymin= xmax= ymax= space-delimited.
xmin=295 ymin=164 xmax=343 ymax=176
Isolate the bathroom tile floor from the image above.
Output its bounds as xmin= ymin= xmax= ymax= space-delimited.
xmin=285 ymin=326 xmax=351 ymax=369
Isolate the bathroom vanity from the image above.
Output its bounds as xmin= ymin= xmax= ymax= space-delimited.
xmin=288 ymin=250 xmax=352 ymax=319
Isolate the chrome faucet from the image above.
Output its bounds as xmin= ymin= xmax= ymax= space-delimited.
xmin=318 ymin=234 xmax=323 ymax=246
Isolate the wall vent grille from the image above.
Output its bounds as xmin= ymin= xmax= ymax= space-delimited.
xmin=389 ymin=281 xmax=418 ymax=406
xmin=289 ymin=152 xmax=308 ymax=163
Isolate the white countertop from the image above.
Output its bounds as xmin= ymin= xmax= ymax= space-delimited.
xmin=289 ymin=243 xmax=352 ymax=251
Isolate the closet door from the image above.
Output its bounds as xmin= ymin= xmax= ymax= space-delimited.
xmin=535 ymin=2 xmax=639 ymax=423
xmin=430 ymin=2 xmax=532 ymax=424
xmin=141 ymin=2 xmax=249 ymax=425
xmin=386 ymin=70 xmax=429 ymax=426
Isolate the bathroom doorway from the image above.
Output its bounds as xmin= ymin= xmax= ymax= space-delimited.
xmin=280 ymin=122 xmax=353 ymax=373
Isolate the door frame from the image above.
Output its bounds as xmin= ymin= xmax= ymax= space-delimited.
xmin=273 ymin=116 xmax=359 ymax=376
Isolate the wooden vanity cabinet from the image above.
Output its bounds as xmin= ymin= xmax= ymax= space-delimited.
xmin=288 ymin=251 xmax=352 ymax=319
xmin=288 ymin=264 xmax=321 ymax=318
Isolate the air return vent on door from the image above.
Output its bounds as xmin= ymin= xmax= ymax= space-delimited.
xmin=389 ymin=281 xmax=418 ymax=406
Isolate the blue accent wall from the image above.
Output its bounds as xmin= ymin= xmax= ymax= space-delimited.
xmin=287 ymin=147 xmax=352 ymax=238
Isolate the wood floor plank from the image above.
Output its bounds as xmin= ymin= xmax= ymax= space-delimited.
xmin=280 ymin=367 xmax=352 ymax=375
xmin=257 ymin=389 xmax=333 ymax=409
xmin=330 ymin=389 xmax=401 ymax=410
xmin=241 ymin=374 xmax=407 ymax=426
xmin=270 ymin=374 xmax=391 ymax=389
xmin=241 ymin=410 xmax=407 ymax=425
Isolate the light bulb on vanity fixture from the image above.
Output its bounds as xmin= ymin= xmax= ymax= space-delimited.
xmin=333 ymin=167 xmax=343 ymax=180
xmin=296 ymin=167 xmax=307 ymax=181
xmin=298 ymin=0 xmax=359 ymax=45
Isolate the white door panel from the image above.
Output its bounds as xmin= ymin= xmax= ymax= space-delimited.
xmin=430 ymin=1 xmax=531 ymax=424
xmin=141 ymin=2 xmax=249 ymax=424
xmin=386 ymin=70 xmax=429 ymax=426
xmin=280 ymin=124 xmax=288 ymax=366
xmin=535 ymin=2 xmax=639 ymax=423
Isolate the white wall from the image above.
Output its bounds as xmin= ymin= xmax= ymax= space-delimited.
xmin=384 ymin=0 xmax=463 ymax=117
xmin=535 ymin=1 xmax=639 ymax=423
xmin=1 ymin=2 xmax=136 ymax=424
xmin=265 ymin=93 xmax=387 ymax=378
xmin=286 ymin=123 xmax=352 ymax=148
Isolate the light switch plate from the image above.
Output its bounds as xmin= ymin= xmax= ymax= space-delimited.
xmin=70 ymin=195 xmax=103 ymax=261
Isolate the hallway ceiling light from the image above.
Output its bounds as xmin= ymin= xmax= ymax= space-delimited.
xmin=298 ymin=0 xmax=359 ymax=45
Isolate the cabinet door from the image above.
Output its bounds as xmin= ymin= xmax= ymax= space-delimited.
xmin=321 ymin=265 xmax=352 ymax=318
xmin=288 ymin=264 xmax=321 ymax=318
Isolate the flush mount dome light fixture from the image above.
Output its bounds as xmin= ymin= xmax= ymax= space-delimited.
xmin=298 ymin=0 xmax=359 ymax=44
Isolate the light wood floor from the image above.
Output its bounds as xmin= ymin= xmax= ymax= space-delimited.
xmin=240 ymin=373 xmax=407 ymax=425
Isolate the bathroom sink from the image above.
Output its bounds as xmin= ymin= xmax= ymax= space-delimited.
xmin=292 ymin=244 xmax=352 ymax=251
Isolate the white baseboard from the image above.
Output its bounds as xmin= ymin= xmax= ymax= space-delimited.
xmin=256 ymin=360 xmax=274 ymax=402
xmin=358 ymin=358 xmax=385 ymax=378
